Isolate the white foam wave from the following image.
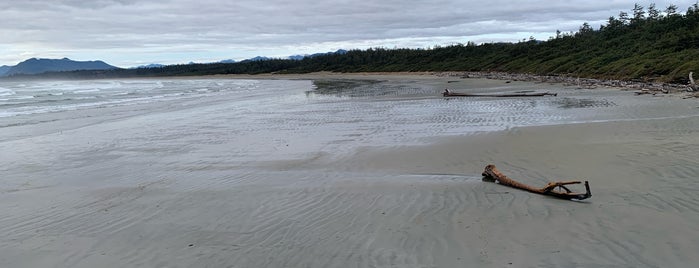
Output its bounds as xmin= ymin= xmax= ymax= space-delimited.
xmin=0 ymin=79 xmax=261 ymax=118
xmin=72 ymin=89 xmax=100 ymax=94
xmin=0 ymin=87 xmax=15 ymax=96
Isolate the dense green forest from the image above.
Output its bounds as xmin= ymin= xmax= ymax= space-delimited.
xmin=8 ymin=3 xmax=699 ymax=83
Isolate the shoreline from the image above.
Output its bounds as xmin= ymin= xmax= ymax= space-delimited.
xmin=440 ymin=71 xmax=699 ymax=97
xmin=208 ymin=71 xmax=699 ymax=98
xmin=4 ymin=70 xmax=698 ymax=98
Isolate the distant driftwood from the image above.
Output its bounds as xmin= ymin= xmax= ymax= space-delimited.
xmin=435 ymin=71 xmax=699 ymax=98
xmin=442 ymin=89 xmax=557 ymax=97
xmin=482 ymin=164 xmax=591 ymax=200
xmin=635 ymin=72 xmax=698 ymax=97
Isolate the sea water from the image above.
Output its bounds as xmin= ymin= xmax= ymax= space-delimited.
xmin=1 ymin=78 xmax=694 ymax=147
xmin=0 ymin=79 xmax=260 ymax=118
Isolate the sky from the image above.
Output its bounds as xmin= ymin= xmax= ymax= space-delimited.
xmin=1 ymin=0 xmax=697 ymax=68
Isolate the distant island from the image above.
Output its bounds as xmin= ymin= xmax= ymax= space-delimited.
xmin=2 ymin=3 xmax=698 ymax=85
xmin=0 ymin=58 xmax=117 ymax=77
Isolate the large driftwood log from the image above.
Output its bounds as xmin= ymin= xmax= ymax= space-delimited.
xmin=443 ymin=89 xmax=557 ymax=97
xmin=482 ymin=164 xmax=591 ymax=200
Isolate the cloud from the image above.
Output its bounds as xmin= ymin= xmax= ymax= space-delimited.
xmin=1 ymin=0 xmax=697 ymax=66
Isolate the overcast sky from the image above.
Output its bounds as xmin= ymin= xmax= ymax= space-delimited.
xmin=1 ymin=0 xmax=696 ymax=67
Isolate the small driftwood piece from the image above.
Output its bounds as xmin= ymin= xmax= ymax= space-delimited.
xmin=482 ymin=164 xmax=591 ymax=200
xmin=634 ymin=88 xmax=667 ymax=95
xmin=443 ymin=89 xmax=557 ymax=97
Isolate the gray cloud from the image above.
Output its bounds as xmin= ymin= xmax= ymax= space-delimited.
xmin=0 ymin=0 xmax=695 ymax=67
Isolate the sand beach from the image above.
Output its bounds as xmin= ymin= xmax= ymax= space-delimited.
xmin=1 ymin=73 xmax=698 ymax=267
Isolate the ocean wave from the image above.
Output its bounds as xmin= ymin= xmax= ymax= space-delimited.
xmin=0 ymin=87 xmax=15 ymax=96
xmin=0 ymin=81 xmax=246 ymax=118
xmin=0 ymin=96 xmax=160 ymax=118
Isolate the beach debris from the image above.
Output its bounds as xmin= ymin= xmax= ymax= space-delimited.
xmin=437 ymin=71 xmax=691 ymax=93
xmin=481 ymin=164 xmax=591 ymax=200
xmin=442 ymin=89 xmax=557 ymax=97
xmin=634 ymin=88 xmax=669 ymax=95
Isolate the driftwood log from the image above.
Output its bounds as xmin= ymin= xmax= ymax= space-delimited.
xmin=634 ymin=88 xmax=668 ymax=95
xmin=482 ymin=164 xmax=591 ymax=200
xmin=443 ymin=89 xmax=557 ymax=97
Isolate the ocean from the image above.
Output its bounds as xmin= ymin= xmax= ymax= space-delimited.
xmin=1 ymin=77 xmax=681 ymax=141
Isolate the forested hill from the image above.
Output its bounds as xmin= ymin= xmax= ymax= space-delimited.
xmin=6 ymin=3 xmax=699 ymax=84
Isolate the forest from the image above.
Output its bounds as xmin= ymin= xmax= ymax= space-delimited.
xmin=7 ymin=3 xmax=699 ymax=84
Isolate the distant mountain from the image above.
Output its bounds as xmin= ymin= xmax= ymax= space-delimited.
xmin=288 ymin=55 xmax=306 ymax=60
xmin=3 ymin=58 xmax=118 ymax=76
xmin=241 ymin=56 xmax=271 ymax=62
xmin=331 ymin=49 xmax=348 ymax=55
xmin=0 ymin=49 xmax=354 ymax=78
xmin=0 ymin=65 xmax=11 ymax=76
xmin=288 ymin=49 xmax=349 ymax=60
xmin=136 ymin=63 xmax=166 ymax=69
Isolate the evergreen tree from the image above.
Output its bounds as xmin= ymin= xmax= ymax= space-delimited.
xmin=665 ymin=4 xmax=678 ymax=16
xmin=648 ymin=3 xmax=660 ymax=19
xmin=632 ymin=3 xmax=646 ymax=22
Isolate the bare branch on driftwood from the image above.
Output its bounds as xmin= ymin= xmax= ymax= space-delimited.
xmin=689 ymin=72 xmax=697 ymax=92
xmin=482 ymin=164 xmax=591 ymax=200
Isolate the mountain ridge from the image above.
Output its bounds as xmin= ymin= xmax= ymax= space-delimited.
xmin=0 ymin=65 xmax=11 ymax=76
xmin=1 ymin=49 xmax=351 ymax=76
xmin=2 ymin=58 xmax=118 ymax=77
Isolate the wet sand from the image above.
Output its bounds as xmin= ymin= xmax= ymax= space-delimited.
xmin=340 ymin=118 xmax=699 ymax=267
xmin=1 ymin=74 xmax=698 ymax=267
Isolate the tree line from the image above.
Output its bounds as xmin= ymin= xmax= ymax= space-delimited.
xmin=8 ymin=3 xmax=699 ymax=84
